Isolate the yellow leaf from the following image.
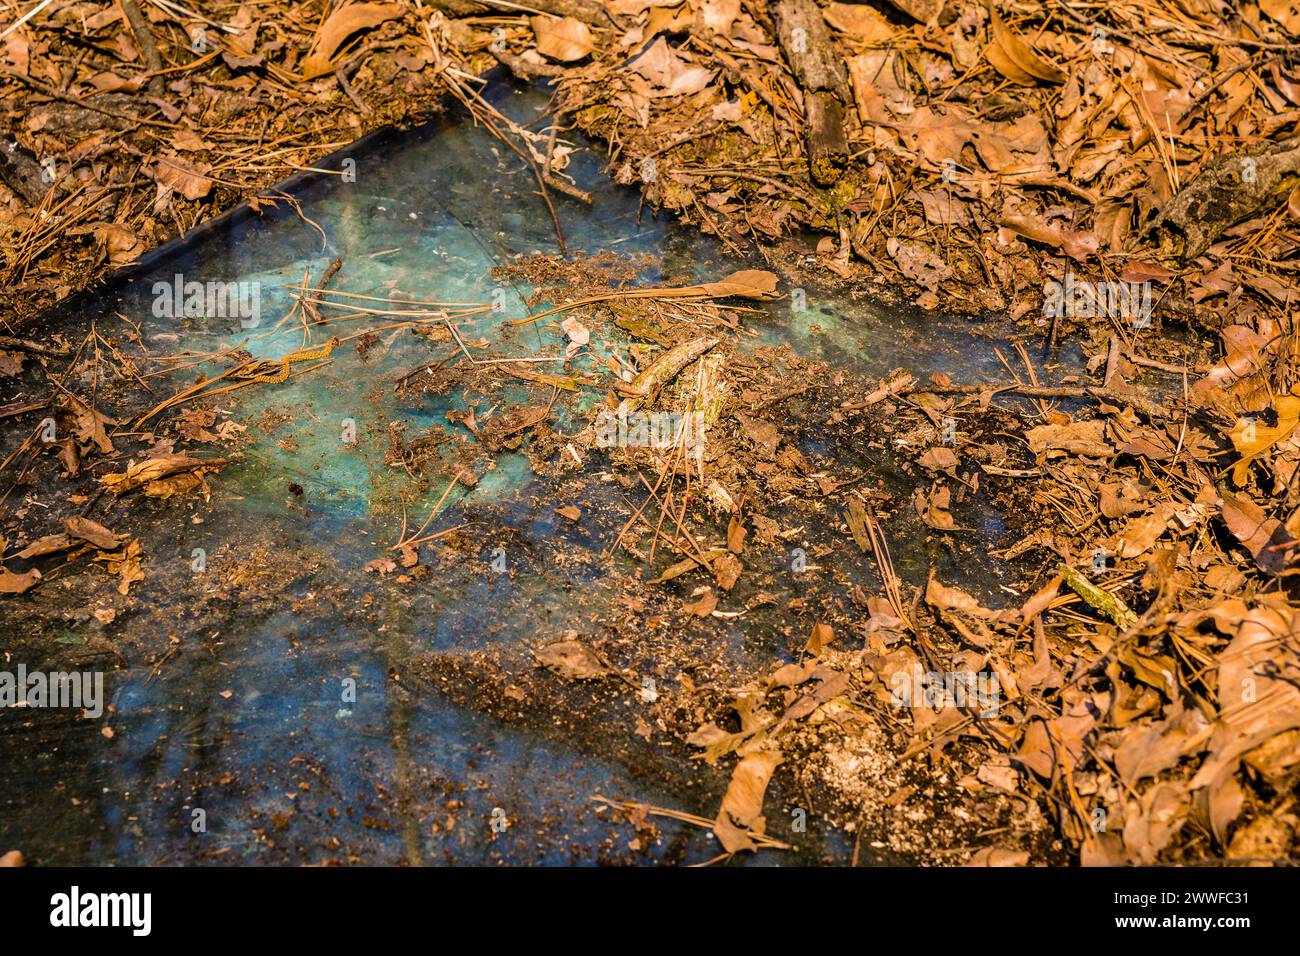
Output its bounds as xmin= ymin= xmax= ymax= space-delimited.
xmin=1228 ymin=386 xmax=1300 ymax=485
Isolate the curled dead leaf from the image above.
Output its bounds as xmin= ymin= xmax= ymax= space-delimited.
xmin=985 ymin=4 xmax=1065 ymax=86
xmin=301 ymin=2 xmax=405 ymax=79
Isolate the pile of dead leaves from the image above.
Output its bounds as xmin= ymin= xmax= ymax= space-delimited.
xmin=510 ymin=0 xmax=1300 ymax=330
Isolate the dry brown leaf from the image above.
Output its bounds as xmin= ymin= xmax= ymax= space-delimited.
xmin=153 ymin=154 xmax=213 ymax=201
xmin=16 ymin=534 xmax=75 ymax=559
xmin=925 ymin=573 xmax=992 ymax=617
xmin=301 ymin=2 xmax=404 ymax=79
xmin=1107 ymin=502 xmax=1177 ymax=559
xmin=531 ymin=15 xmax=594 ymax=62
xmin=1193 ymin=602 xmax=1300 ymax=793
xmin=713 ymin=749 xmax=781 ymax=853
xmin=67 ymin=221 xmax=143 ymax=266
xmin=0 ymin=567 xmax=41 ymax=594
xmin=64 ymin=517 xmax=121 ymax=550
xmin=965 ymin=846 xmax=1030 ymax=866
xmin=686 ymin=589 xmax=718 ymax=616
xmin=914 ymin=484 xmax=959 ymax=531
xmin=917 ymin=446 xmax=959 ymax=473
xmin=1113 ymin=702 xmax=1211 ymax=786
xmin=99 ymin=539 xmax=143 ymax=596
xmin=696 ymin=269 xmax=779 ymax=299
xmin=1016 ymin=719 xmax=1055 ymax=777
xmin=1220 ymin=491 xmax=1292 ymax=576
xmin=628 ymin=37 xmax=714 ymax=96
xmin=1228 ymin=386 xmax=1300 ymax=485
xmin=534 ymin=635 xmax=615 ymax=680
xmin=824 ymin=3 xmax=895 ymax=42
xmin=985 ymin=5 xmax=1065 ymax=85
xmin=999 ymin=214 xmax=1099 ymax=260
xmin=806 ymin=621 xmax=834 ymax=656
xmin=100 ymin=454 xmax=226 ymax=494
xmin=713 ymin=551 xmax=743 ymax=591
xmin=726 ymin=514 xmax=747 ymax=554
xmin=143 ymin=472 xmax=206 ymax=500
xmin=1024 ymin=419 xmax=1113 ymax=457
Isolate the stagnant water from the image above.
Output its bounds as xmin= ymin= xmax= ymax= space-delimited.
xmin=1 ymin=79 xmax=1086 ymax=865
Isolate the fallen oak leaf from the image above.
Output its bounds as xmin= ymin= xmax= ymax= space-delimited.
xmin=15 ymin=534 xmax=77 ymax=560
xmin=914 ymin=484 xmax=961 ymax=531
xmin=627 ymin=36 xmax=715 ymax=96
xmin=695 ymin=269 xmax=779 ymax=299
xmin=805 ymin=621 xmax=834 ymax=656
xmin=1106 ymin=502 xmax=1178 ymax=559
xmin=685 ymin=589 xmax=718 ymax=616
xmin=1220 ymin=490 xmax=1294 ymax=576
xmin=142 ymin=471 xmax=210 ymax=500
xmin=62 ymin=392 xmax=116 ymax=454
xmin=67 ymin=221 xmax=143 ymax=266
xmin=1024 ymin=418 xmax=1113 ymax=457
xmin=917 ymin=446 xmax=959 ymax=473
xmin=925 ymin=572 xmax=993 ymax=617
xmin=726 ymin=513 xmax=747 ymax=554
xmin=713 ymin=551 xmax=743 ymax=591
xmin=1192 ymin=602 xmax=1300 ymax=805
xmin=94 ymin=539 xmax=143 ymax=596
xmin=1227 ymin=385 xmax=1300 ymax=485
xmin=965 ymin=846 xmax=1030 ymax=866
xmin=64 ymin=516 xmax=121 ymax=550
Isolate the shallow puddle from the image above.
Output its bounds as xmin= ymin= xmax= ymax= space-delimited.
xmin=1 ymin=79 xmax=1088 ymax=865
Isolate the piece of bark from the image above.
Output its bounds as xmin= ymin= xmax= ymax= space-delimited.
xmin=773 ymin=0 xmax=850 ymax=186
xmin=492 ymin=47 xmax=565 ymax=80
xmin=774 ymin=0 xmax=848 ymax=98
xmin=1155 ymin=138 xmax=1300 ymax=258
xmin=805 ymin=91 xmax=849 ymax=187
xmin=0 ymin=140 xmax=47 ymax=205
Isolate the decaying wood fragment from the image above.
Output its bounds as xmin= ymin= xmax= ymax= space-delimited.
xmin=620 ymin=336 xmax=720 ymax=408
xmin=774 ymin=0 xmax=850 ymax=187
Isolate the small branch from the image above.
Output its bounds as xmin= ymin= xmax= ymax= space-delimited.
xmin=0 ymin=334 xmax=71 ymax=357
xmin=119 ymin=0 xmax=165 ymax=96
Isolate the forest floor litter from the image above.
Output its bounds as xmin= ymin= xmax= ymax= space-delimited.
xmin=3 ymin=0 xmax=1300 ymax=866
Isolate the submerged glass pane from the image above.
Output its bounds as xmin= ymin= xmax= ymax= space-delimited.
xmin=0 ymin=79 xmax=1084 ymax=866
